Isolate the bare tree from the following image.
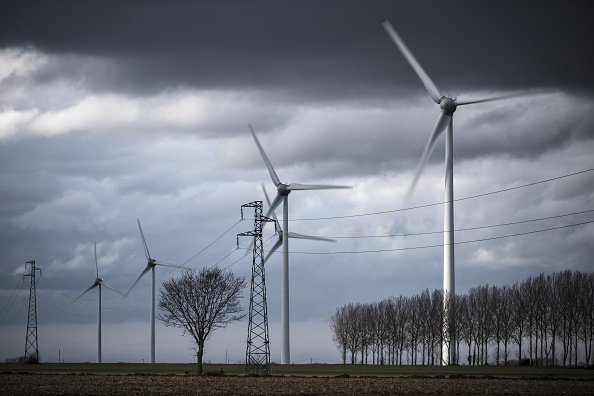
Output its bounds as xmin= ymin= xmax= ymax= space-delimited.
xmin=345 ymin=303 xmax=364 ymax=364
xmin=329 ymin=305 xmax=350 ymax=364
xmin=457 ymin=294 xmax=474 ymax=365
xmin=510 ymin=282 xmax=527 ymax=363
xmin=330 ymin=270 xmax=593 ymax=367
xmin=388 ymin=295 xmax=409 ymax=365
xmin=579 ymin=272 xmax=594 ymax=367
xmin=407 ymin=294 xmax=422 ymax=365
xmin=430 ymin=289 xmax=445 ymax=365
xmin=556 ymin=270 xmax=574 ymax=366
xmin=158 ymin=267 xmax=246 ymax=374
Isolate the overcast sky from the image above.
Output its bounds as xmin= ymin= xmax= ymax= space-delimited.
xmin=1 ymin=1 xmax=593 ymax=364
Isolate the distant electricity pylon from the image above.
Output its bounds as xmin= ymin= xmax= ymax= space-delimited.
xmin=237 ymin=201 xmax=274 ymax=375
xmin=24 ymin=260 xmax=41 ymax=364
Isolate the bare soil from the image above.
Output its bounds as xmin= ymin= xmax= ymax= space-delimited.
xmin=1 ymin=373 xmax=594 ymax=395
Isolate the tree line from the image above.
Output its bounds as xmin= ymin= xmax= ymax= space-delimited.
xmin=330 ymin=270 xmax=593 ymax=367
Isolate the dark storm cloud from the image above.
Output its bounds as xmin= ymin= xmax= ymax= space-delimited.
xmin=453 ymin=93 xmax=594 ymax=162
xmin=2 ymin=1 xmax=592 ymax=99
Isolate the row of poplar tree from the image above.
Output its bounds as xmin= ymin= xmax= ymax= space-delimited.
xmin=329 ymin=270 xmax=593 ymax=367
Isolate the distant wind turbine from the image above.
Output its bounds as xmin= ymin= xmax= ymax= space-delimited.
xmin=383 ymin=20 xmax=535 ymax=365
xmin=242 ymin=184 xmax=336 ymax=262
xmin=249 ymin=124 xmax=350 ymax=364
xmin=73 ymin=242 xmax=125 ymax=363
xmin=126 ymin=218 xmax=189 ymax=364
xmin=260 ymin=183 xmax=336 ymax=264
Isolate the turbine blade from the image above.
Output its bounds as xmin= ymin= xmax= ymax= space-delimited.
xmin=93 ymin=242 xmax=99 ymax=279
xmin=261 ymin=183 xmax=273 ymax=207
xmin=264 ymin=238 xmax=283 ymax=264
xmin=383 ymin=20 xmax=441 ymax=104
xmin=407 ymin=113 xmax=452 ymax=198
xmin=153 ymin=259 xmax=189 ymax=270
xmin=100 ymin=281 xmax=126 ymax=296
xmin=126 ymin=265 xmax=152 ymax=296
xmin=73 ymin=284 xmax=97 ymax=303
xmin=287 ymin=183 xmax=351 ymax=191
xmin=455 ymin=90 xmax=537 ymax=106
xmin=287 ymin=232 xmax=336 ymax=243
xmin=137 ymin=218 xmax=151 ymax=260
xmin=249 ymin=124 xmax=282 ymax=186
xmin=265 ymin=194 xmax=284 ymax=218
xmin=243 ymin=237 xmax=255 ymax=257
xmin=261 ymin=184 xmax=281 ymax=233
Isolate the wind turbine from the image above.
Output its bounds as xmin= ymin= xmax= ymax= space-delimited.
xmin=126 ymin=218 xmax=188 ymax=364
xmin=260 ymin=183 xmax=336 ymax=264
xmin=383 ymin=20 xmax=534 ymax=365
xmin=249 ymin=124 xmax=350 ymax=364
xmin=73 ymin=242 xmax=125 ymax=363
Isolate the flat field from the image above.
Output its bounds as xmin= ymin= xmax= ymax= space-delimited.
xmin=1 ymin=363 xmax=593 ymax=395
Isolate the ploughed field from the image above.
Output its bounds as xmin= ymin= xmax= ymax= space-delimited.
xmin=2 ymin=364 xmax=593 ymax=395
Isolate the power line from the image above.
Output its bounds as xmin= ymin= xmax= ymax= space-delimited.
xmin=326 ymin=209 xmax=594 ymax=239
xmin=181 ymin=219 xmax=243 ymax=266
xmin=284 ymin=220 xmax=594 ymax=255
xmin=0 ymin=277 xmax=25 ymax=323
xmin=37 ymin=293 xmax=94 ymax=319
xmin=292 ymin=167 xmax=594 ymax=221
xmin=37 ymin=277 xmax=96 ymax=306
xmin=139 ymin=168 xmax=594 ymax=282
xmin=39 ymin=276 xmax=147 ymax=312
xmin=238 ymin=209 xmax=594 ymax=256
xmin=0 ymin=297 xmax=28 ymax=331
xmin=211 ymin=249 xmax=242 ymax=269
xmin=38 ymin=277 xmax=104 ymax=308
xmin=159 ymin=219 xmax=271 ymax=279
xmin=219 ymin=234 xmax=278 ymax=272
xmin=152 ymin=219 xmax=243 ymax=284
xmin=209 ymin=170 xmax=594 ymax=271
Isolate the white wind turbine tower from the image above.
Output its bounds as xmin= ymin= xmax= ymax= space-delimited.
xmin=126 ymin=218 xmax=188 ymax=364
xmin=249 ymin=124 xmax=350 ymax=364
xmin=383 ymin=20 xmax=534 ymax=365
xmin=73 ymin=242 xmax=125 ymax=363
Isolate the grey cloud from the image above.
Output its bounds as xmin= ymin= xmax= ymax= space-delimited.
xmin=2 ymin=2 xmax=591 ymax=99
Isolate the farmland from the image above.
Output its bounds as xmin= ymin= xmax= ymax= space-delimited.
xmin=1 ymin=363 xmax=592 ymax=395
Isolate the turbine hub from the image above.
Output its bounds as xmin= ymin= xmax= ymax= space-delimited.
xmin=277 ymin=183 xmax=291 ymax=196
xmin=439 ymin=96 xmax=457 ymax=115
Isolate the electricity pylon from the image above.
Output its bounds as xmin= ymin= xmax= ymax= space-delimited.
xmin=24 ymin=260 xmax=41 ymax=364
xmin=237 ymin=201 xmax=274 ymax=375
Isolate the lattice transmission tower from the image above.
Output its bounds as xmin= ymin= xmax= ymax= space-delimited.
xmin=24 ymin=260 xmax=41 ymax=363
xmin=237 ymin=201 xmax=275 ymax=375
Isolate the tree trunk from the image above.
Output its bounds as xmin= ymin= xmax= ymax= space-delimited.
xmin=197 ymin=341 xmax=204 ymax=375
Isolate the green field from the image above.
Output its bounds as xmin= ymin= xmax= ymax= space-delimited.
xmin=1 ymin=363 xmax=592 ymax=379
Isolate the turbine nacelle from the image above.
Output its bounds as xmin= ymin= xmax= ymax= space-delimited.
xmin=277 ymin=184 xmax=291 ymax=196
xmin=439 ymin=96 xmax=457 ymax=115
xmin=276 ymin=228 xmax=284 ymax=240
